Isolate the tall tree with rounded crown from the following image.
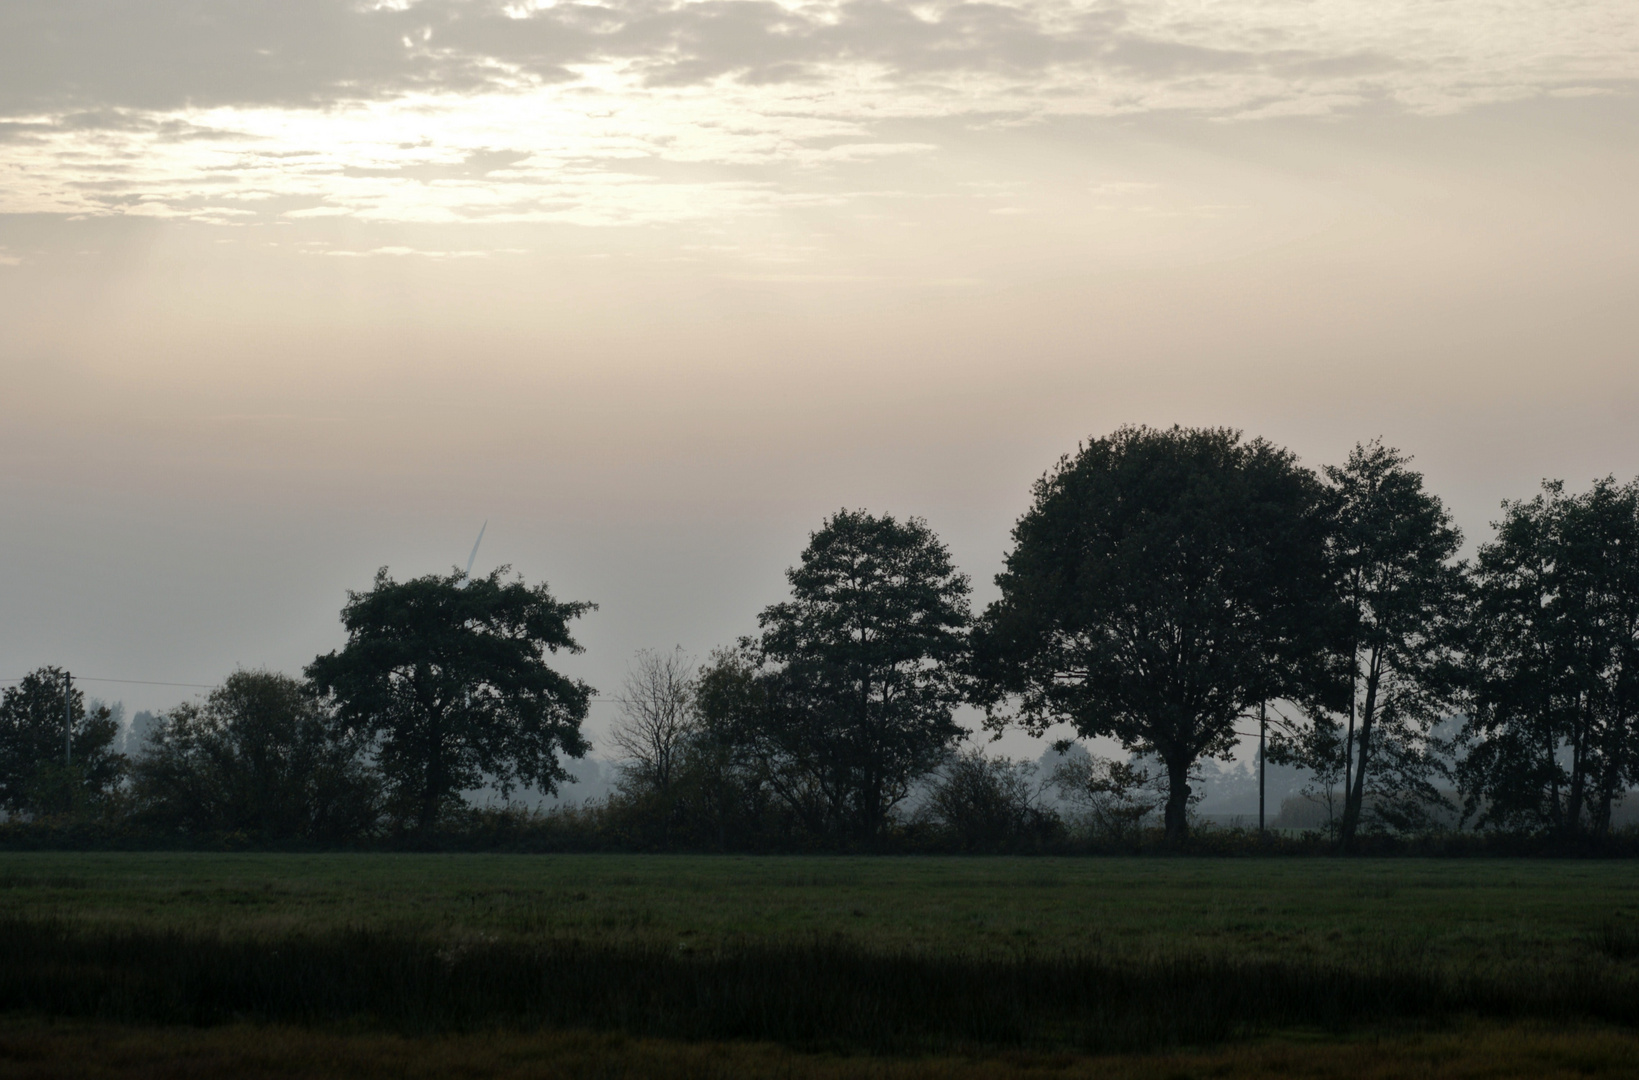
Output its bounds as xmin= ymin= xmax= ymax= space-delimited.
xmin=972 ymin=426 xmax=1343 ymax=842
xmin=753 ymin=510 xmax=971 ymax=842
xmin=307 ymin=566 xmax=594 ymax=835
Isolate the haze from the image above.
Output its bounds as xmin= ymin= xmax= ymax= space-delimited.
xmin=3 ymin=0 xmax=1637 ymax=756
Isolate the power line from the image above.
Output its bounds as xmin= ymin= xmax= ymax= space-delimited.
xmin=2 ymin=675 xmax=621 ymax=696
xmin=0 ymin=675 xmax=216 ymax=689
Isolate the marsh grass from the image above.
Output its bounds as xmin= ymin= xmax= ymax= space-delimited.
xmin=0 ymin=919 xmax=1635 ymax=1054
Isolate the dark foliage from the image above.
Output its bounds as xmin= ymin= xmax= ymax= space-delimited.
xmin=307 ymin=566 xmax=595 ymax=835
xmin=1271 ymin=442 xmax=1466 ymax=849
xmin=921 ymin=749 xmax=1064 ymax=852
xmin=1461 ymin=478 xmax=1639 ymax=838
xmin=750 ymin=510 xmax=973 ymax=843
xmin=130 ymin=670 xmax=379 ymax=843
xmin=973 ymin=426 xmax=1343 ymax=841
xmin=0 ymin=667 xmax=124 ymax=820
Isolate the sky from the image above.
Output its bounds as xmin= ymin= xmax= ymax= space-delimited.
xmin=2 ymin=0 xmax=1637 ymax=765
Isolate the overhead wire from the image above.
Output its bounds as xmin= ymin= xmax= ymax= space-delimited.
xmin=0 ymin=675 xmax=218 ymax=689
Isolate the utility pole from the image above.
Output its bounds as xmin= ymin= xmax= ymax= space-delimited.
xmin=1258 ymin=699 xmax=1266 ymax=836
xmin=64 ymin=671 xmax=72 ymax=767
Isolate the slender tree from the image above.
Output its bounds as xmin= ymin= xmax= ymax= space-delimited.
xmin=1273 ymin=442 xmax=1465 ymax=848
xmin=1461 ymin=477 xmax=1639 ymax=838
xmin=610 ymin=648 xmax=697 ymax=801
xmin=307 ymin=566 xmax=594 ymax=835
xmin=609 ymin=648 xmax=698 ymax=844
xmin=751 ymin=510 xmax=972 ymax=843
xmin=972 ymin=426 xmax=1342 ymax=842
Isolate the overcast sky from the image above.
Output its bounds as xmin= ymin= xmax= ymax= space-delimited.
xmin=2 ymin=0 xmax=1637 ymax=762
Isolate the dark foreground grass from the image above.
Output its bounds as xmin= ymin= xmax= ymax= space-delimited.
xmin=1 ymin=1019 xmax=1637 ymax=1080
xmin=2 ymin=918 xmax=1637 ymax=1054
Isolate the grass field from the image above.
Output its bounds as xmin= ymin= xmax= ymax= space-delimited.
xmin=0 ymin=854 xmax=1635 ymax=1075
xmin=2 ymin=852 xmax=1633 ymax=961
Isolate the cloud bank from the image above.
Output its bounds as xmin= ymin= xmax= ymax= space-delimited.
xmin=1 ymin=0 xmax=1635 ymax=225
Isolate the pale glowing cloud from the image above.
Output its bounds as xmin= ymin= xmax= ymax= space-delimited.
xmin=2 ymin=0 xmax=1634 ymax=227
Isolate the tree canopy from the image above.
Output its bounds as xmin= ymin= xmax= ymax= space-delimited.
xmin=0 ymin=667 xmax=123 ymax=819
xmin=751 ymin=509 xmax=972 ymax=842
xmin=1272 ymin=441 xmax=1466 ymax=846
xmin=1461 ymin=477 xmax=1639 ymax=837
xmin=306 ymin=566 xmax=595 ymax=834
xmin=133 ymin=669 xmax=378 ymax=841
xmin=973 ymin=425 xmax=1342 ymax=841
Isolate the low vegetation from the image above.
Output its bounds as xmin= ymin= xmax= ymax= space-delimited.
xmin=0 ymin=853 xmax=1634 ymax=1073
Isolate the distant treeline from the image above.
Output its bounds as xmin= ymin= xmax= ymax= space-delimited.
xmin=3 ymin=425 xmax=1638 ymax=853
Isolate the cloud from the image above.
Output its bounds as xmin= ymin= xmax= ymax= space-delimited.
xmin=3 ymin=0 xmax=1630 ymax=114
xmin=1 ymin=1 xmax=1634 ymax=227
xmin=337 ymin=147 xmax=532 ymax=181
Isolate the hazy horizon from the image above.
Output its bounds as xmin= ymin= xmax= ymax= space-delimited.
xmin=4 ymin=0 xmax=1637 ymax=761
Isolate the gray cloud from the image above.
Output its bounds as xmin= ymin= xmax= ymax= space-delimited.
xmin=0 ymin=0 xmax=1384 ymax=115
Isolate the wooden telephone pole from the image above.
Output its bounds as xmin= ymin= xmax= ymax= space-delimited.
xmin=1258 ymin=699 xmax=1266 ymax=835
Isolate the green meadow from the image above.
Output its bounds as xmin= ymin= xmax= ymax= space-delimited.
xmin=1 ymin=852 xmax=1631 ymax=963
xmin=0 ymin=854 xmax=1636 ymax=1076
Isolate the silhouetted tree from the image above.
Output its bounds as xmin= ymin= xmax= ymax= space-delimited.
xmin=1461 ymin=477 xmax=1639 ymax=838
xmin=972 ymin=426 xmax=1342 ymax=842
xmin=1271 ymin=442 xmax=1465 ymax=848
xmin=608 ymin=648 xmax=697 ymax=844
xmin=751 ymin=510 xmax=972 ymax=843
xmin=611 ymin=649 xmax=696 ymax=801
xmin=132 ymin=670 xmax=379 ymax=841
xmin=123 ymin=710 xmax=159 ymax=756
xmin=923 ymin=749 xmax=1059 ymax=851
xmin=0 ymin=667 xmax=123 ymax=819
xmin=683 ymin=646 xmax=784 ymax=848
xmin=307 ymin=567 xmax=594 ymax=835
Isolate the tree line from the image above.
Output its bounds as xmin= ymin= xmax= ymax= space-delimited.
xmin=3 ymin=425 xmax=1636 ymax=850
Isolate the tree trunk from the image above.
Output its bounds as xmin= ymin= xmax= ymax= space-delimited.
xmin=1545 ymin=730 xmax=1564 ymax=835
xmin=418 ymin=751 xmax=444 ymax=836
xmin=1340 ymin=649 xmax=1382 ymax=853
xmin=1164 ymin=755 xmax=1191 ymax=843
xmin=1593 ymin=691 xmax=1630 ymax=840
xmin=1339 ymin=715 xmax=1371 ymax=853
xmin=1565 ymin=693 xmax=1589 ymax=838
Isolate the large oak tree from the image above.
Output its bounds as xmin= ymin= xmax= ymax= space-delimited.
xmin=307 ymin=567 xmax=594 ymax=834
xmin=972 ymin=426 xmax=1342 ymax=841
